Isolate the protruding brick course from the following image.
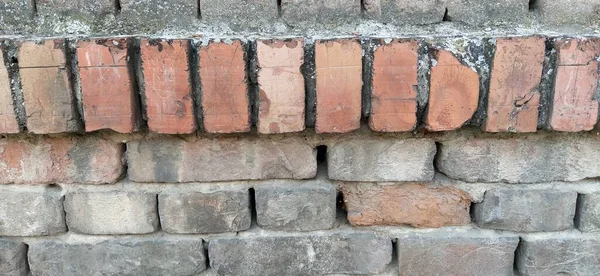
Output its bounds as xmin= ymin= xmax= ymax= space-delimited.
xmin=0 ymin=48 xmax=19 ymax=134
xmin=0 ymin=190 xmax=65 ymax=236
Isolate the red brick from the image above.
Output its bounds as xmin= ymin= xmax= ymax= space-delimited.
xmin=140 ymin=39 xmax=195 ymax=134
xmin=199 ymin=40 xmax=249 ymax=133
xmin=0 ymin=48 xmax=19 ymax=134
xmin=77 ymin=39 xmax=139 ymax=133
xmin=425 ymin=49 xmax=479 ymax=131
xmin=341 ymin=182 xmax=471 ymax=228
xmin=19 ymin=40 xmax=80 ymax=134
xmin=550 ymin=38 xmax=600 ymax=132
xmin=369 ymin=40 xmax=418 ymax=132
xmin=484 ymin=37 xmax=545 ymax=133
xmin=256 ymin=39 xmax=305 ymax=134
xmin=315 ymin=39 xmax=362 ymax=133
xmin=0 ymin=136 xmax=124 ymax=184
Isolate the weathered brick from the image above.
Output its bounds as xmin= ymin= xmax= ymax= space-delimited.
xmin=19 ymin=40 xmax=80 ymax=134
xmin=29 ymin=237 xmax=206 ymax=276
xmin=119 ymin=0 xmax=197 ymax=32
xmin=254 ymin=178 xmax=336 ymax=231
xmin=516 ymin=233 xmax=600 ymax=275
xmin=0 ymin=190 xmax=65 ymax=236
xmin=0 ymin=240 xmax=28 ymax=276
xmin=575 ymin=192 xmax=600 ymax=232
xmin=199 ymin=0 xmax=277 ymax=29
xmin=437 ymin=137 xmax=600 ymax=183
xmin=127 ymin=136 xmax=316 ymax=182
xmin=426 ymin=49 xmax=479 ymax=131
xmin=474 ymin=188 xmax=577 ymax=232
xmin=370 ymin=39 xmax=418 ymax=132
xmin=0 ymin=136 xmax=124 ymax=184
xmin=159 ymin=189 xmax=251 ymax=234
xmin=328 ymin=138 xmax=436 ymax=181
xmin=281 ymin=0 xmax=361 ymax=26
xmin=256 ymin=39 xmax=305 ymax=134
xmin=64 ymin=191 xmax=158 ymax=235
xmin=397 ymin=229 xmax=519 ymax=276
xmin=341 ymin=182 xmax=471 ymax=228
xmin=484 ymin=37 xmax=545 ymax=133
xmin=445 ymin=0 xmax=529 ymax=26
xmin=550 ymin=38 xmax=600 ymax=132
xmin=199 ymin=40 xmax=250 ymax=133
xmin=363 ymin=0 xmax=445 ymax=24
xmin=535 ymin=0 xmax=600 ymax=26
xmin=0 ymin=0 xmax=33 ymax=33
xmin=0 ymin=48 xmax=19 ymax=134
xmin=140 ymin=39 xmax=195 ymax=134
xmin=77 ymin=39 xmax=140 ymax=133
xmin=36 ymin=0 xmax=114 ymax=16
xmin=209 ymin=232 xmax=392 ymax=276
xmin=315 ymin=39 xmax=362 ymax=133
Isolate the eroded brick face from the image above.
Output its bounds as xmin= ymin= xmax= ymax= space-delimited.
xmin=256 ymin=39 xmax=305 ymax=134
xmin=369 ymin=40 xmax=418 ymax=132
xmin=484 ymin=37 xmax=545 ymax=133
xmin=141 ymin=39 xmax=195 ymax=134
xmin=78 ymin=39 xmax=139 ymax=133
xmin=0 ymin=48 xmax=19 ymax=134
xmin=315 ymin=39 xmax=362 ymax=133
xmin=426 ymin=49 xmax=479 ymax=131
xmin=199 ymin=40 xmax=250 ymax=133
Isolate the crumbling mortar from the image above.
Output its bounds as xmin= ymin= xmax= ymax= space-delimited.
xmin=131 ymin=38 xmax=149 ymax=124
xmin=63 ymin=39 xmax=85 ymax=132
xmin=537 ymin=38 xmax=558 ymax=130
xmin=245 ymin=40 xmax=259 ymax=131
xmin=415 ymin=39 xmax=430 ymax=130
xmin=1 ymin=40 xmax=27 ymax=131
xmin=468 ymin=37 xmax=494 ymax=127
xmin=361 ymin=38 xmax=376 ymax=121
xmin=301 ymin=39 xmax=316 ymax=128
xmin=188 ymin=39 xmax=203 ymax=132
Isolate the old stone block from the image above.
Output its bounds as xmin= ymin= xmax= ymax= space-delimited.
xmin=36 ymin=0 xmax=114 ymax=16
xmin=576 ymin=192 xmax=600 ymax=232
xmin=0 ymin=47 xmax=19 ymax=134
xmin=535 ymin=0 xmax=600 ymax=26
xmin=199 ymin=0 xmax=277 ymax=30
xmin=445 ymin=0 xmax=529 ymax=26
xmin=364 ymin=0 xmax=445 ymax=24
xmin=0 ymin=0 xmax=33 ymax=33
xmin=119 ymin=0 xmax=198 ymax=33
xmin=0 ymin=190 xmax=65 ymax=236
xmin=281 ymin=0 xmax=361 ymax=27
xmin=0 ymin=240 xmax=28 ymax=276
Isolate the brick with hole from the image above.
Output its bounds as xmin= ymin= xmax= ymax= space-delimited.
xmin=199 ymin=40 xmax=250 ymax=133
xmin=140 ymin=39 xmax=196 ymax=134
xmin=0 ymin=189 xmax=65 ymax=236
xmin=0 ymin=47 xmax=19 ymax=134
xmin=77 ymin=38 xmax=140 ymax=133
xmin=0 ymin=240 xmax=28 ymax=276
xmin=256 ymin=38 xmax=305 ymax=134
xmin=18 ymin=40 xmax=81 ymax=134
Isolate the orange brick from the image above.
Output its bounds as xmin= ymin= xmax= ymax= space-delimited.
xmin=426 ymin=49 xmax=479 ymax=131
xmin=256 ymin=38 xmax=305 ymax=134
xmin=19 ymin=40 xmax=80 ymax=134
xmin=550 ymin=38 xmax=600 ymax=132
xmin=77 ymin=39 xmax=139 ymax=133
xmin=369 ymin=40 xmax=418 ymax=132
xmin=141 ymin=39 xmax=195 ymax=134
xmin=315 ymin=39 xmax=362 ymax=133
xmin=199 ymin=40 xmax=249 ymax=133
xmin=0 ymin=48 xmax=19 ymax=133
xmin=484 ymin=37 xmax=545 ymax=133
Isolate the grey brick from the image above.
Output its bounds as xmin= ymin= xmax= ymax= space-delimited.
xmin=364 ymin=0 xmax=446 ymax=24
xmin=199 ymin=0 xmax=277 ymax=30
xmin=474 ymin=189 xmax=577 ymax=232
xmin=28 ymin=237 xmax=206 ymax=276
xmin=576 ymin=192 xmax=600 ymax=232
xmin=445 ymin=0 xmax=530 ymax=26
xmin=0 ymin=0 xmax=33 ymax=33
xmin=118 ymin=0 xmax=198 ymax=32
xmin=516 ymin=233 xmax=600 ymax=275
xmin=535 ymin=0 xmax=600 ymax=26
xmin=36 ymin=0 xmax=114 ymax=16
xmin=280 ymin=0 xmax=361 ymax=27
xmin=437 ymin=137 xmax=600 ymax=183
xmin=159 ymin=189 xmax=251 ymax=234
xmin=209 ymin=232 xmax=392 ymax=276
xmin=64 ymin=192 xmax=159 ymax=235
xmin=328 ymin=138 xmax=436 ymax=182
xmin=0 ymin=240 xmax=28 ymax=276
xmin=254 ymin=178 xmax=337 ymax=231
xmin=0 ymin=191 xmax=65 ymax=236
xmin=398 ymin=229 xmax=518 ymax=275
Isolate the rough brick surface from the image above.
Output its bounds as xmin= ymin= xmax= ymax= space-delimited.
xmin=159 ymin=189 xmax=251 ymax=234
xmin=341 ymin=183 xmax=471 ymax=228
xmin=315 ymin=39 xmax=362 ymax=133
xmin=575 ymin=192 xmax=600 ymax=232
xmin=281 ymin=0 xmax=361 ymax=26
xmin=127 ymin=136 xmax=316 ymax=182
xmin=0 ymin=136 xmax=123 ymax=184
xmin=28 ymin=237 xmax=206 ymax=276
xmin=364 ymin=0 xmax=445 ymax=24
xmin=77 ymin=39 xmax=139 ymax=133
xmin=535 ymin=0 xmax=600 ymax=26
xmin=0 ymin=49 xmax=19 ymax=134
xmin=199 ymin=0 xmax=277 ymax=29
xmin=437 ymin=137 xmax=600 ymax=183
xmin=484 ymin=37 xmax=545 ymax=133
xmin=36 ymin=0 xmax=113 ymax=16
xmin=199 ymin=40 xmax=250 ymax=133
xmin=445 ymin=0 xmax=529 ymax=26
xmin=209 ymin=232 xmax=392 ymax=276
xmin=65 ymin=192 xmax=158 ymax=235
xmin=0 ymin=0 xmax=32 ymax=33
xmin=256 ymin=39 xmax=305 ymax=134
xmin=474 ymin=189 xmax=577 ymax=232
xmin=516 ymin=233 xmax=600 ymax=275
xmin=254 ymin=178 xmax=336 ymax=231
xmin=119 ymin=0 xmax=197 ymax=32
xmin=550 ymin=38 xmax=600 ymax=132
xmin=0 ymin=240 xmax=28 ymax=276
xmin=369 ymin=40 xmax=418 ymax=132
xmin=19 ymin=40 xmax=80 ymax=134
xmin=398 ymin=230 xmax=519 ymax=276
xmin=140 ymin=39 xmax=195 ymax=134
xmin=0 ymin=190 xmax=65 ymax=236
xmin=426 ymin=49 xmax=479 ymax=131
xmin=328 ymin=138 xmax=436 ymax=181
